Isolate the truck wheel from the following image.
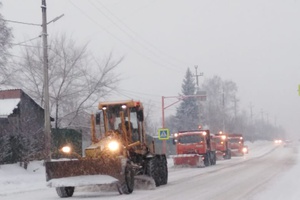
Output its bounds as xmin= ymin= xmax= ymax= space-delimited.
xmin=146 ymin=157 xmax=161 ymax=186
xmin=224 ymin=150 xmax=229 ymax=159
xmin=56 ymin=187 xmax=74 ymax=198
xmin=211 ymin=152 xmax=216 ymax=165
xmin=117 ymin=165 xmax=134 ymax=194
xmin=204 ymin=153 xmax=211 ymax=166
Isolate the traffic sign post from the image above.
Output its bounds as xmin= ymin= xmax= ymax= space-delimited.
xmin=158 ymin=128 xmax=170 ymax=140
xmin=158 ymin=128 xmax=169 ymax=155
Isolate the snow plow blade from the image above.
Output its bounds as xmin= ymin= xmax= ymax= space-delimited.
xmin=231 ymin=150 xmax=243 ymax=156
xmin=45 ymin=158 xmax=125 ymax=184
xmin=171 ymin=154 xmax=204 ymax=167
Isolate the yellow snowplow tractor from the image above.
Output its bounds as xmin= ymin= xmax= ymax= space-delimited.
xmin=45 ymin=100 xmax=168 ymax=197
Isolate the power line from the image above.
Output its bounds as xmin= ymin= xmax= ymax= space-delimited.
xmin=95 ymin=1 xmax=191 ymax=67
xmin=90 ymin=0 xmax=190 ymax=70
xmin=68 ymin=1 xmax=185 ymax=73
xmin=9 ymin=43 xmax=42 ymax=48
xmin=15 ymin=35 xmax=42 ymax=45
xmin=1 ymin=18 xmax=40 ymax=26
xmin=111 ymin=89 xmax=178 ymax=112
xmin=3 ymin=52 xmax=24 ymax=59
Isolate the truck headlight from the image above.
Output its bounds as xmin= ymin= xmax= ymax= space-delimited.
xmin=242 ymin=147 xmax=248 ymax=153
xmin=108 ymin=141 xmax=120 ymax=151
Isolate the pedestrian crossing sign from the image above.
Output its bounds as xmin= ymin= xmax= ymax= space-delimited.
xmin=158 ymin=128 xmax=170 ymax=140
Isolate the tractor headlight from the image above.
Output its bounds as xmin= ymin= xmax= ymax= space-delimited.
xmin=61 ymin=146 xmax=71 ymax=154
xmin=108 ymin=141 xmax=120 ymax=151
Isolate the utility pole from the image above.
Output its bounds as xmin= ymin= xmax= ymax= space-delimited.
xmin=222 ymin=87 xmax=225 ymax=133
xmin=261 ymin=109 xmax=264 ymax=122
xmin=249 ymin=103 xmax=253 ymax=123
xmin=193 ymin=65 xmax=203 ymax=89
xmin=233 ymin=95 xmax=238 ymax=120
xmin=249 ymin=103 xmax=254 ymax=141
xmin=42 ymin=0 xmax=51 ymax=161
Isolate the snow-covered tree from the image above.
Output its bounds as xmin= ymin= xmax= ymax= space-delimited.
xmin=0 ymin=135 xmax=10 ymax=164
xmin=0 ymin=3 xmax=13 ymax=86
xmin=174 ymin=68 xmax=199 ymax=131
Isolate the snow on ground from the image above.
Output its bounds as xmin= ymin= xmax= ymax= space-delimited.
xmin=254 ymin=144 xmax=300 ymax=200
xmin=0 ymin=160 xmax=46 ymax=195
xmin=0 ymin=140 xmax=299 ymax=199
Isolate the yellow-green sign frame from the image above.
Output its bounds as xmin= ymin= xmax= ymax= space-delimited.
xmin=158 ymin=128 xmax=170 ymax=140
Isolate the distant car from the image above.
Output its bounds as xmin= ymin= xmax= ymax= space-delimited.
xmin=274 ymin=139 xmax=283 ymax=144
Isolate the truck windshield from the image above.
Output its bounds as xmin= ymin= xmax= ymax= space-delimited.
xmin=214 ymin=137 xmax=222 ymax=143
xmin=229 ymin=138 xmax=242 ymax=143
xmin=179 ymin=135 xmax=203 ymax=144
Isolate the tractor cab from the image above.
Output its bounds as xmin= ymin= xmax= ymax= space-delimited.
xmin=95 ymin=100 xmax=145 ymax=144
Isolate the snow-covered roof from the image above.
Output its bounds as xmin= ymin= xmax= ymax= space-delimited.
xmin=0 ymin=98 xmax=20 ymax=117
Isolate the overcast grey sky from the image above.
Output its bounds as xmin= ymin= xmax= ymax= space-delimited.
xmin=1 ymin=0 xmax=300 ymax=137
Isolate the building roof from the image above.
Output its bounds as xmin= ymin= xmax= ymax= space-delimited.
xmin=0 ymin=98 xmax=20 ymax=118
xmin=0 ymin=89 xmax=54 ymax=121
xmin=0 ymin=88 xmax=22 ymax=99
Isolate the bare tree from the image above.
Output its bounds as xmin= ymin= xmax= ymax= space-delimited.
xmin=0 ymin=3 xmax=13 ymax=86
xmin=11 ymin=34 xmax=122 ymax=129
xmin=200 ymin=76 xmax=239 ymax=133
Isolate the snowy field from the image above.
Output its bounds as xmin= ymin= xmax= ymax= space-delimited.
xmin=0 ymin=141 xmax=299 ymax=200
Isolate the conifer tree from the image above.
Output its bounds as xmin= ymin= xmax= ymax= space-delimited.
xmin=175 ymin=68 xmax=199 ymax=131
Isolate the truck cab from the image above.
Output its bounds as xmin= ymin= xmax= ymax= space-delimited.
xmin=172 ymin=130 xmax=216 ymax=167
xmin=228 ymin=134 xmax=248 ymax=156
xmin=213 ymin=132 xmax=231 ymax=159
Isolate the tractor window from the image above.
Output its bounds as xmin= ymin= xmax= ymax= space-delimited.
xmin=129 ymin=112 xmax=138 ymax=129
xmin=108 ymin=112 xmax=119 ymax=130
xmin=179 ymin=135 xmax=203 ymax=144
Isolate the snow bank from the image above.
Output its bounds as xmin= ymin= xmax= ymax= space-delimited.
xmin=0 ymin=161 xmax=46 ymax=195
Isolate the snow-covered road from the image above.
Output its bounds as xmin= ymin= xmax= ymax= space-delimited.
xmin=0 ymin=141 xmax=299 ymax=200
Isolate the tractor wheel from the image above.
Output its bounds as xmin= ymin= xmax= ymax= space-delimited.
xmin=146 ymin=157 xmax=161 ymax=186
xmin=55 ymin=187 xmax=74 ymax=198
xmin=159 ymin=155 xmax=168 ymax=185
xmin=117 ymin=165 xmax=134 ymax=195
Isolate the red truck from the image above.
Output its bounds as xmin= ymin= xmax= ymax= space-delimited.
xmin=172 ymin=130 xmax=216 ymax=167
xmin=212 ymin=132 xmax=231 ymax=159
xmin=228 ymin=133 xmax=248 ymax=156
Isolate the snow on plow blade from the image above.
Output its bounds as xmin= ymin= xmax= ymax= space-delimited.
xmin=171 ymin=154 xmax=204 ymax=167
xmin=231 ymin=150 xmax=243 ymax=156
xmin=45 ymin=158 xmax=124 ymax=187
